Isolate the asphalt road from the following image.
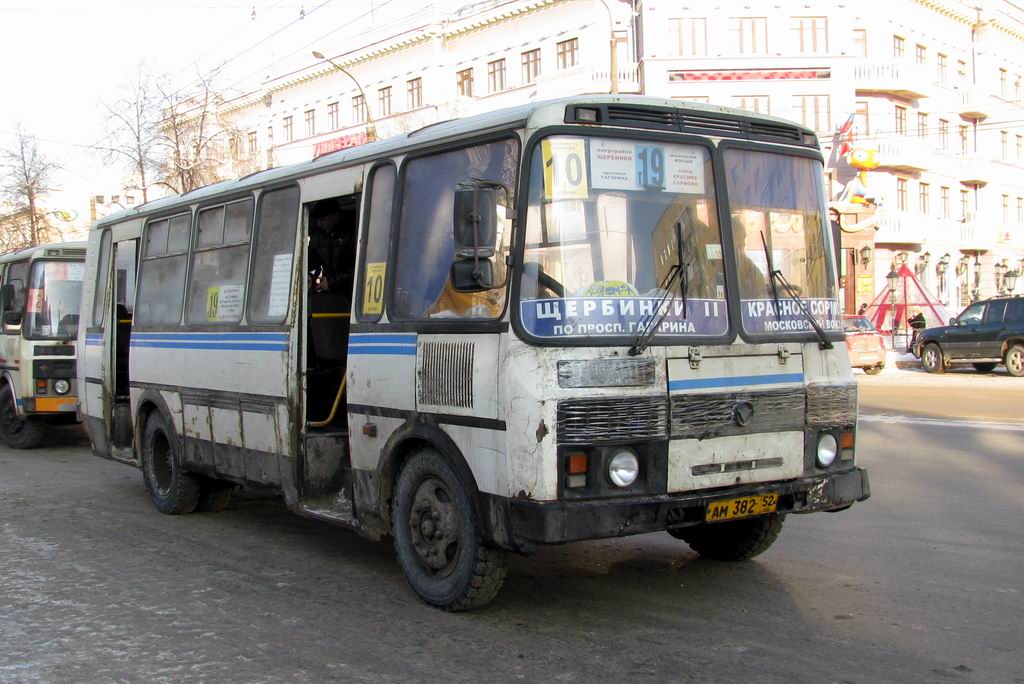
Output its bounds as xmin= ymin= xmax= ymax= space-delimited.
xmin=1 ymin=377 xmax=1022 ymax=683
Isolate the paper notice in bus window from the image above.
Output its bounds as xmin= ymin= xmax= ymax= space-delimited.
xmin=206 ymin=284 xmax=244 ymax=322
xmin=542 ymin=138 xmax=589 ymax=201
xmin=363 ymin=262 xmax=386 ymax=315
xmin=589 ymin=139 xmax=636 ymax=190
xmin=664 ymin=147 xmax=705 ymax=193
xmin=68 ymin=263 xmax=85 ymax=280
xmin=26 ymin=288 xmax=44 ymax=313
xmin=266 ymin=253 xmax=292 ymax=318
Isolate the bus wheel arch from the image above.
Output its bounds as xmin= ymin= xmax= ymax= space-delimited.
xmin=136 ymin=393 xmax=200 ymax=515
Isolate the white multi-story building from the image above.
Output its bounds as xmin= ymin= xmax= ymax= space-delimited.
xmin=215 ymin=0 xmax=1024 ymax=310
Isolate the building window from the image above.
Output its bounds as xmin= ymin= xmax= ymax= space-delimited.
xmin=95 ymin=195 xmax=104 ymax=204
xmin=487 ymin=59 xmax=506 ymax=93
xmin=957 ymin=59 xmax=967 ymax=83
xmin=938 ymin=119 xmax=949 ymax=150
xmin=732 ymin=17 xmax=768 ymax=54
xmin=456 ymin=68 xmax=474 ymax=97
xmin=959 ymin=125 xmax=969 ymax=154
xmin=732 ymin=95 xmax=769 ymax=114
xmin=1017 ymin=134 xmax=1023 ymax=161
xmin=407 ymin=78 xmax=422 ymax=109
xmin=852 ymin=29 xmax=867 ymax=58
xmin=915 ymin=44 xmax=926 ymax=65
xmin=111 ymin=195 xmax=120 ymax=205
xmin=327 ymin=102 xmax=339 ymax=130
xmin=1018 ymin=197 xmax=1023 ymax=224
xmin=352 ymin=95 xmax=367 ymax=123
xmin=668 ymin=17 xmax=707 ymax=56
xmin=247 ymin=130 xmax=258 ymax=156
xmin=960 ymin=189 xmax=970 ymax=218
xmin=940 ymin=186 xmax=950 ymax=219
xmin=897 ymin=178 xmax=908 ymax=210
xmin=556 ymin=38 xmax=578 ymax=69
xmin=1003 ymin=194 xmax=1010 ymax=223
xmin=792 ymin=16 xmax=827 ymax=54
xmin=304 ymin=109 xmax=315 ymax=138
xmin=895 ymin=105 xmax=907 ymax=135
xmin=521 ymin=49 xmax=541 ymax=83
xmin=855 ymin=100 xmax=869 ymax=138
xmin=918 ymin=182 xmax=930 ymax=214
xmin=916 ymin=112 xmax=928 ymax=138
xmin=126 ymin=195 xmax=135 ymax=205
xmin=893 ymin=35 xmax=904 ymax=59
xmin=1002 ymin=130 xmax=1009 ymax=160
xmin=794 ymin=94 xmax=830 ymax=132
xmin=999 ymin=68 xmax=1007 ymax=96
xmin=937 ymin=53 xmax=947 ymax=83
xmin=379 ymin=86 xmax=392 ymax=117
xmin=283 ymin=116 xmax=293 ymax=142
xmin=1016 ymin=75 xmax=1022 ymax=100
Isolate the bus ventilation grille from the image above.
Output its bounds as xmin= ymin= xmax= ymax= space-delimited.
xmin=556 ymin=396 xmax=668 ymax=445
xmin=805 ymin=383 xmax=857 ymax=427
xmin=418 ymin=340 xmax=474 ymax=409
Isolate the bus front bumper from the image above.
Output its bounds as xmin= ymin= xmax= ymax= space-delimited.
xmin=504 ymin=467 xmax=869 ymax=547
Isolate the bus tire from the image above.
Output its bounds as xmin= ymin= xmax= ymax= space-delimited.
xmin=670 ymin=513 xmax=785 ymax=562
xmin=0 ymin=385 xmax=45 ymax=449
xmin=141 ymin=412 xmax=200 ymax=515
xmin=392 ymin=448 xmax=506 ymax=611
xmin=196 ymin=480 xmax=234 ymax=513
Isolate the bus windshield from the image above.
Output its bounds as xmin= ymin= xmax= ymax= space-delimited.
xmin=723 ymin=148 xmax=840 ymax=336
xmin=26 ymin=260 xmax=84 ymax=339
xmin=519 ymin=135 xmax=729 ymax=341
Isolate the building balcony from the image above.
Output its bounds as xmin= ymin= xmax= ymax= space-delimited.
xmin=960 ymin=212 xmax=1000 ymax=251
xmin=853 ymin=61 xmax=932 ymax=99
xmin=874 ymin=138 xmax=932 ymax=172
xmin=957 ymin=88 xmax=990 ymax=120
xmin=874 ymin=210 xmax=927 ymax=245
xmin=958 ymin=156 xmax=991 ymax=186
xmin=535 ymin=63 xmax=642 ymax=98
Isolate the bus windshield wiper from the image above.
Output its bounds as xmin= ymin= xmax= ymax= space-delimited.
xmin=759 ymin=230 xmax=833 ymax=350
xmin=628 ymin=220 xmax=687 ymax=356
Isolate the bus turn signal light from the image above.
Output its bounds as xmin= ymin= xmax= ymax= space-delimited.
xmin=567 ymin=451 xmax=588 ymax=475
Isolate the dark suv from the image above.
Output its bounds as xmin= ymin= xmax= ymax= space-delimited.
xmin=915 ymin=296 xmax=1024 ymax=376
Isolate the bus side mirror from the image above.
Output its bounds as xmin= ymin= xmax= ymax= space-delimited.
xmin=1 ymin=282 xmax=17 ymax=312
xmin=450 ymin=259 xmax=495 ymax=293
xmin=3 ymin=311 xmax=22 ymax=327
xmin=452 ymin=183 xmax=505 ymax=292
xmin=949 ymin=317 xmax=958 ymax=326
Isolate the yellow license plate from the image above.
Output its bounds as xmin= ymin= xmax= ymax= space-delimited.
xmin=705 ymin=493 xmax=778 ymax=523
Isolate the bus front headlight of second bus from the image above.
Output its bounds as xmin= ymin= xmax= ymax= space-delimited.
xmin=53 ymin=379 xmax=70 ymax=395
xmin=607 ymin=448 xmax=640 ymax=487
xmin=816 ymin=433 xmax=838 ymax=468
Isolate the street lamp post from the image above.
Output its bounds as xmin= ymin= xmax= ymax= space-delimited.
xmin=1004 ymin=269 xmax=1019 ymax=294
xmin=594 ymin=0 xmax=619 ymax=94
xmin=312 ymin=51 xmax=377 ymax=141
xmin=887 ymin=266 xmax=900 ymax=350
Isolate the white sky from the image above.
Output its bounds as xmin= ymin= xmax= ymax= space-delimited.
xmin=0 ymin=0 xmax=461 ymax=232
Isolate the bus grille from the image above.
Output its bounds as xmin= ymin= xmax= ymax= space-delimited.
xmin=418 ymin=341 xmax=474 ymax=409
xmin=806 ymin=383 xmax=857 ymax=427
xmin=670 ymin=388 xmax=804 ymax=439
xmin=556 ymin=396 xmax=668 ymax=445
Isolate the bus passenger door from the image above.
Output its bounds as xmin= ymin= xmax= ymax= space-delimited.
xmin=109 ymin=239 xmax=138 ymax=448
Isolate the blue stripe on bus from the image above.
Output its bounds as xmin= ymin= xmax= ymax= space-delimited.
xmin=347 ymin=345 xmax=417 ymax=356
xmin=132 ymin=332 xmax=288 ymax=342
xmin=349 ymin=334 xmax=417 ymax=345
xmin=130 ymin=341 xmax=287 ymax=351
xmin=668 ymin=373 xmax=804 ymax=392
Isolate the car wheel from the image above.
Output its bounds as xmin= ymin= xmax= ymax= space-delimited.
xmin=141 ymin=411 xmax=200 ymax=515
xmin=392 ymin=448 xmax=506 ymax=611
xmin=1005 ymin=344 xmax=1024 ymax=378
xmin=921 ymin=343 xmax=945 ymax=374
xmin=972 ymin=362 xmax=997 ymax=373
xmin=864 ymin=365 xmax=884 ymax=375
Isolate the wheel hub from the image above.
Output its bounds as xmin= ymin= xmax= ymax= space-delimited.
xmin=408 ymin=477 xmax=460 ymax=576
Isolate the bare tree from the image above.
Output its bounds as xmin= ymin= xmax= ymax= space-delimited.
xmin=154 ymin=73 xmax=239 ymax=195
xmin=95 ymin=63 xmax=165 ymax=203
xmin=0 ymin=125 xmax=63 ymax=250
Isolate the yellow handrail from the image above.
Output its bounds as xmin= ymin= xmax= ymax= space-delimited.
xmin=311 ymin=312 xmax=350 ymax=319
xmin=308 ymin=375 xmax=347 ymax=428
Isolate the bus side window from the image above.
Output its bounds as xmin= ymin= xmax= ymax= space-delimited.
xmin=185 ymin=198 xmax=253 ymax=325
xmin=392 ymin=139 xmax=518 ymax=320
xmin=135 ymin=213 xmax=192 ymax=327
xmin=92 ymin=230 xmax=112 ymax=328
xmin=356 ymin=164 xmax=396 ymax=322
xmin=248 ymin=186 xmax=301 ymax=325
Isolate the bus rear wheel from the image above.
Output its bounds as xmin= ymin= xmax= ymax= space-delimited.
xmin=141 ymin=411 xmax=200 ymax=515
xmin=392 ymin=448 xmax=506 ymax=611
xmin=670 ymin=514 xmax=785 ymax=561
xmin=0 ymin=385 xmax=45 ymax=449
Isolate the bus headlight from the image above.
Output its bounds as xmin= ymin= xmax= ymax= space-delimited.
xmin=816 ymin=433 xmax=838 ymax=468
xmin=607 ymin=449 xmax=639 ymax=487
xmin=54 ymin=379 xmax=70 ymax=395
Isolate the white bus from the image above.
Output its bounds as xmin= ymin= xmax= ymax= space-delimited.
xmin=0 ymin=241 xmax=86 ymax=448
xmin=79 ymin=96 xmax=869 ymax=610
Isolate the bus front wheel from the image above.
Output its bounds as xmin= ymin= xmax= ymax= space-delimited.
xmin=141 ymin=411 xmax=200 ymax=515
xmin=669 ymin=514 xmax=785 ymax=561
xmin=392 ymin=448 xmax=506 ymax=611
xmin=0 ymin=385 xmax=45 ymax=449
